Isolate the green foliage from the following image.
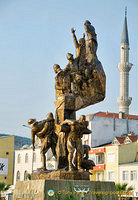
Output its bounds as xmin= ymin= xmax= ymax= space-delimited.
xmin=27 ymin=173 xmax=31 ymax=180
xmin=0 ymin=182 xmax=10 ymax=192
xmin=115 ymin=183 xmax=134 ymax=199
xmin=0 ymin=182 xmax=5 ymax=192
xmin=116 ymin=183 xmax=127 ymax=192
xmin=115 ymin=183 xmax=133 ymax=192
xmin=127 ymin=186 xmax=134 ymax=192
xmin=97 ymin=195 xmax=102 ymax=200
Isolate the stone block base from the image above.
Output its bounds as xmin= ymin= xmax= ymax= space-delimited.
xmin=31 ymin=170 xmax=90 ymax=180
xmin=12 ymin=180 xmax=118 ymax=200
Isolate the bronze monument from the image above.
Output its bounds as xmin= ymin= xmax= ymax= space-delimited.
xmin=28 ymin=20 xmax=106 ymax=174
xmin=13 ymin=20 xmax=118 ymax=200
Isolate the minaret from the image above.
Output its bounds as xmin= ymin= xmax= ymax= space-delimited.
xmin=117 ymin=8 xmax=133 ymax=117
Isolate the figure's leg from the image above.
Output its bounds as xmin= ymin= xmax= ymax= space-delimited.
xmin=76 ymin=140 xmax=84 ymax=171
xmin=67 ymin=138 xmax=75 ymax=171
xmin=40 ymin=137 xmax=49 ymax=170
xmin=68 ymin=151 xmax=74 ymax=171
xmin=41 ymin=151 xmax=46 ymax=170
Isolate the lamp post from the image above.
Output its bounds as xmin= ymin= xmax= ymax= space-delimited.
xmin=22 ymin=125 xmax=31 ymax=129
xmin=22 ymin=125 xmax=34 ymax=173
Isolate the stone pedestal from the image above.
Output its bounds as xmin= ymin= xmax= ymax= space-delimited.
xmin=12 ymin=179 xmax=118 ymax=200
xmin=31 ymin=170 xmax=90 ymax=180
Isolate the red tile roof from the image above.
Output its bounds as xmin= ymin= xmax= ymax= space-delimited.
xmin=112 ymin=135 xmax=138 ymax=145
xmin=126 ymin=135 xmax=138 ymax=142
xmin=115 ymin=136 xmax=126 ymax=144
xmin=87 ymin=112 xmax=138 ymax=120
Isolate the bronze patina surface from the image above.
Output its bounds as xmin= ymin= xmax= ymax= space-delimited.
xmin=28 ymin=20 xmax=105 ymax=174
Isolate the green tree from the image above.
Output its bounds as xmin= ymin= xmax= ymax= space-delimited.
xmin=0 ymin=182 xmax=10 ymax=198
xmin=115 ymin=183 xmax=134 ymax=200
xmin=27 ymin=173 xmax=31 ymax=180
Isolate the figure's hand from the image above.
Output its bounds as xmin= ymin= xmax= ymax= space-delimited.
xmin=71 ymin=28 xmax=75 ymax=34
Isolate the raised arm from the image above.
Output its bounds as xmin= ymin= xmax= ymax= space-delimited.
xmin=71 ymin=28 xmax=79 ymax=48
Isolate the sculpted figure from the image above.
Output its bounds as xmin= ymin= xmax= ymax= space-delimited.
xmin=73 ymin=144 xmax=95 ymax=171
xmin=71 ymin=28 xmax=86 ymax=72
xmin=61 ymin=115 xmax=91 ymax=171
xmin=28 ymin=112 xmax=57 ymax=171
xmin=74 ymin=74 xmax=83 ymax=95
xmin=82 ymin=144 xmax=91 ymax=160
xmin=64 ymin=53 xmax=78 ymax=93
xmin=84 ymin=20 xmax=97 ymax=57
xmin=53 ymin=64 xmax=71 ymax=97
xmin=64 ymin=53 xmax=78 ymax=73
xmin=53 ymin=20 xmax=105 ymax=112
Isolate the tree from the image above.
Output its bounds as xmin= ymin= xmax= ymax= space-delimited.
xmin=115 ymin=183 xmax=134 ymax=200
xmin=27 ymin=173 xmax=31 ymax=180
xmin=0 ymin=182 xmax=10 ymax=198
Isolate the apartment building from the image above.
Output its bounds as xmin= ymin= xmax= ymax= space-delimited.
xmin=89 ymin=133 xmax=138 ymax=199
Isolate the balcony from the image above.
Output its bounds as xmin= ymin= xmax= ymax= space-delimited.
xmin=89 ymin=147 xmax=106 ymax=154
xmin=93 ymin=164 xmax=105 ymax=171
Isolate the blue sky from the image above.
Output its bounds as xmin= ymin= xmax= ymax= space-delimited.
xmin=0 ymin=0 xmax=138 ymax=138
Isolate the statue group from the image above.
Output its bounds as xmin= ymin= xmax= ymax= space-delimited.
xmin=28 ymin=20 xmax=106 ymax=172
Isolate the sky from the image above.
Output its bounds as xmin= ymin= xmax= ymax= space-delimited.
xmin=0 ymin=0 xmax=138 ymax=138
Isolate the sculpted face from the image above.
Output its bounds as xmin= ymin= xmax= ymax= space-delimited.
xmin=28 ymin=118 xmax=36 ymax=126
xmin=46 ymin=112 xmax=54 ymax=120
xmin=78 ymin=38 xmax=85 ymax=46
xmin=84 ymin=20 xmax=91 ymax=25
xmin=66 ymin=53 xmax=73 ymax=61
xmin=79 ymin=115 xmax=86 ymax=122
xmin=53 ymin=64 xmax=61 ymax=74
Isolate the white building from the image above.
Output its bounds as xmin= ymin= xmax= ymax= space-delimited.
xmin=119 ymin=162 xmax=138 ymax=198
xmin=84 ymin=112 xmax=138 ymax=147
xmin=13 ymin=143 xmax=57 ymax=185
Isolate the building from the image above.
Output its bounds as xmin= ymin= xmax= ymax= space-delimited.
xmin=84 ymin=112 xmax=138 ymax=147
xmin=13 ymin=143 xmax=57 ymax=185
xmin=119 ymin=162 xmax=138 ymax=198
xmin=89 ymin=133 xmax=138 ymax=199
xmin=0 ymin=136 xmax=14 ymax=185
xmin=0 ymin=134 xmax=31 ymax=185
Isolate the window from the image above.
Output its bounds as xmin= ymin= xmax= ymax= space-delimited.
xmin=25 ymin=153 xmax=28 ymax=163
xmin=24 ymin=170 xmax=28 ymax=180
xmin=123 ymin=171 xmax=128 ymax=181
xmin=108 ymin=171 xmax=115 ymax=181
xmin=112 ymin=139 xmax=119 ymax=145
xmin=96 ymin=153 xmax=104 ymax=164
xmin=135 ymin=192 xmax=138 ymax=197
xmin=16 ymin=171 xmax=20 ymax=181
xmin=107 ymin=152 xmax=115 ymax=163
xmin=33 ymin=152 xmax=36 ymax=162
xmin=17 ymin=154 xmax=21 ymax=164
xmin=96 ymin=172 xmax=104 ymax=181
xmin=124 ymin=137 xmax=131 ymax=144
xmin=131 ymin=171 xmax=137 ymax=181
xmin=89 ymin=154 xmax=96 ymax=163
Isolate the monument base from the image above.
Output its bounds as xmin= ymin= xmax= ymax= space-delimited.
xmin=12 ymin=179 xmax=118 ymax=200
xmin=31 ymin=170 xmax=90 ymax=180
